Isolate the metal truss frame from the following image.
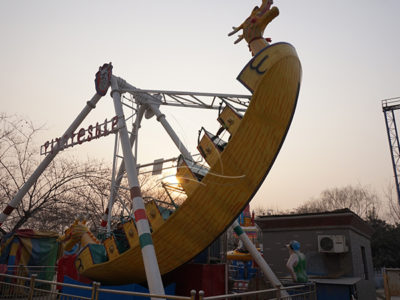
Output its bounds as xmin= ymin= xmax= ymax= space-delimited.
xmin=382 ymin=97 xmax=400 ymax=205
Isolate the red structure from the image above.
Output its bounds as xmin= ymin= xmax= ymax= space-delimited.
xmin=165 ymin=263 xmax=225 ymax=297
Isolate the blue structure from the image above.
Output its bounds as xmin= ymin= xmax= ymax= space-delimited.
xmin=62 ymin=276 xmax=175 ymax=300
xmin=229 ymin=260 xmax=258 ymax=292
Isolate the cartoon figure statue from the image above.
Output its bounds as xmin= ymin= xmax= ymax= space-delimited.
xmin=228 ymin=0 xmax=279 ymax=56
xmin=286 ymin=240 xmax=308 ymax=283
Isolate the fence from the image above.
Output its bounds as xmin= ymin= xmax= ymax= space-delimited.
xmin=1 ymin=265 xmax=57 ymax=280
xmin=0 ymin=272 xmax=316 ymax=300
xmin=383 ymin=268 xmax=400 ymax=299
xmin=202 ymin=284 xmax=316 ymax=300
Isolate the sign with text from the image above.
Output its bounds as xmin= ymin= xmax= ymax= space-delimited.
xmin=40 ymin=116 xmax=119 ymax=155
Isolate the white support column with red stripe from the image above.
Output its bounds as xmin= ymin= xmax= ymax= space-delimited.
xmin=100 ymin=208 xmax=110 ymax=228
xmin=110 ymin=75 xmax=165 ymax=298
xmin=101 ymin=106 xmax=146 ymax=231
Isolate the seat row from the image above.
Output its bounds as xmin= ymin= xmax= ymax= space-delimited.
xmin=176 ymin=103 xmax=243 ymax=196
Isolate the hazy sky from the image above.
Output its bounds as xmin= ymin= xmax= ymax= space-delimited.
xmin=1 ymin=0 xmax=400 ymax=213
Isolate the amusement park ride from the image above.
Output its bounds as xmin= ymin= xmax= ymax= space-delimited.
xmin=0 ymin=0 xmax=301 ymax=296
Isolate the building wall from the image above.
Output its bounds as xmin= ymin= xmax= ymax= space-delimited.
xmin=348 ymin=230 xmax=376 ymax=300
xmin=261 ymin=228 xmax=353 ymax=278
xmin=260 ymin=227 xmax=376 ymax=300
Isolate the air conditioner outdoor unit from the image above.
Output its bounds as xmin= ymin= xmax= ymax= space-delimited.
xmin=318 ymin=235 xmax=348 ymax=253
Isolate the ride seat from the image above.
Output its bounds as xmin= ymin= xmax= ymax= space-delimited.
xmin=75 ymin=244 xmax=107 ymax=274
xmin=176 ymin=155 xmax=209 ymax=197
xmin=104 ymin=235 xmax=120 ymax=261
xmin=145 ymin=200 xmax=164 ymax=232
xmin=122 ymin=219 xmax=139 ymax=249
xmin=198 ymin=127 xmax=227 ymax=167
xmin=217 ymin=103 xmax=243 ymax=136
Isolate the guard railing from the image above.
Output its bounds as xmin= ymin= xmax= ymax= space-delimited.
xmin=0 ymin=272 xmax=315 ymax=300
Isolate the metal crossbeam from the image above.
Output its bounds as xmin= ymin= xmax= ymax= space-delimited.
xmin=122 ymin=88 xmax=251 ymax=112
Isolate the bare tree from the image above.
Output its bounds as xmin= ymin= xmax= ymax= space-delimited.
xmin=295 ymin=185 xmax=380 ymax=219
xmin=0 ymin=114 xmax=188 ymax=237
xmin=252 ymin=205 xmax=290 ymax=217
xmin=0 ymin=115 xmax=111 ymax=234
xmin=383 ymin=183 xmax=400 ymax=224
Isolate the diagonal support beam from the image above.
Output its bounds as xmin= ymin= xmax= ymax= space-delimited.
xmin=116 ymin=76 xmax=193 ymax=162
xmin=231 ymin=220 xmax=290 ymax=298
xmin=0 ymin=93 xmax=103 ymax=227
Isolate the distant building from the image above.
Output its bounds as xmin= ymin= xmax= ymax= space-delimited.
xmin=255 ymin=208 xmax=375 ymax=300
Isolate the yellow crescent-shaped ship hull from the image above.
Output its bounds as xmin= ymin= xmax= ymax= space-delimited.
xmin=76 ymin=42 xmax=301 ymax=284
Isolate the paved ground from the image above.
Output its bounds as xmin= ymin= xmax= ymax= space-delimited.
xmin=376 ymin=288 xmax=400 ymax=299
xmin=376 ymin=289 xmax=385 ymax=299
